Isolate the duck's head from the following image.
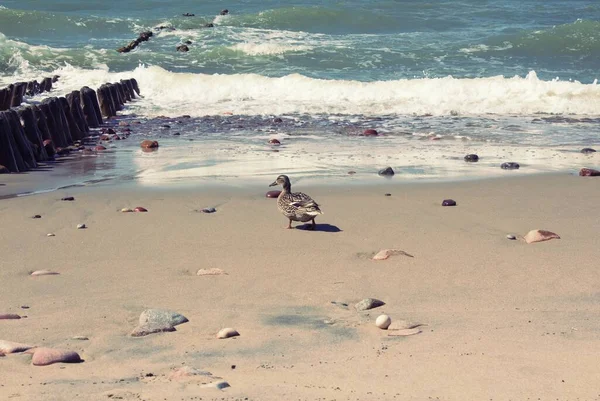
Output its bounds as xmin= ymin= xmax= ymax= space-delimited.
xmin=269 ymin=174 xmax=290 ymax=187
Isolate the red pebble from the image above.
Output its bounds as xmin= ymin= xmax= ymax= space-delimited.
xmin=95 ymin=145 xmax=107 ymax=151
xmin=579 ymin=168 xmax=600 ymax=176
xmin=0 ymin=313 xmax=21 ymax=320
xmin=269 ymin=139 xmax=281 ymax=145
xmin=266 ymin=191 xmax=281 ymax=198
xmin=134 ymin=207 xmax=148 ymax=212
xmin=362 ymin=129 xmax=378 ymax=136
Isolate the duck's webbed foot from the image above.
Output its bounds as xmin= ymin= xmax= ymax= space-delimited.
xmin=286 ymin=219 xmax=293 ymax=229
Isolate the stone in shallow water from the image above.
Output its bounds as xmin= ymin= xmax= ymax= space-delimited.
xmin=266 ymin=190 xmax=281 ymax=198
xmin=501 ymin=162 xmax=520 ymax=170
xmin=31 ymin=270 xmax=59 ymax=276
xmin=355 ymin=298 xmax=385 ymax=311
xmin=0 ymin=340 xmax=35 ymax=354
xmin=362 ymin=129 xmax=378 ymax=136
xmin=0 ymin=313 xmax=21 ymax=320
xmin=581 ymin=148 xmax=596 ymax=154
xmin=217 ymin=328 xmax=239 ymax=339
xmin=524 ymin=229 xmax=560 ymax=244
xmin=268 ymin=138 xmax=281 ymax=145
xmin=27 ymin=347 xmax=82 ymax=366
xmin=579 ymin=168 xmax=600 ymax=176
xmin=442 ymin=199 xmax=456 ymax=206
xmin=197 ymin=268 xmax=227 ymax=276
xmin=378 ymin=167 xmax=395 ymax=176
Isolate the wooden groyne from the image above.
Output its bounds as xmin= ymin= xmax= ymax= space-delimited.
xmin=0 ymin=78 xmax=140 ymax=173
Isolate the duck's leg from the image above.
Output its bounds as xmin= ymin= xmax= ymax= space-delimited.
xmin=309 ymin=218 xmax=316 ymax=230
xmin=286 ymin=219 xmax=293 ymax=229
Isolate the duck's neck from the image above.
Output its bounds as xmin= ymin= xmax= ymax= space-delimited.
xmin=282 ymin=181 xmax=291 ymax=193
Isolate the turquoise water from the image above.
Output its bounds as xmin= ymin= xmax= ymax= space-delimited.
xmin=0 ymin=1 xmax=599 ymax=187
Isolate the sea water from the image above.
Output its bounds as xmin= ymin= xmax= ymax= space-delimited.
xmin=0 ymin=1 xmax=599 ymax=187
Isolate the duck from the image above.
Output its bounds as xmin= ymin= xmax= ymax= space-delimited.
xmin=269 ymin=175 xmax=323 ymax=229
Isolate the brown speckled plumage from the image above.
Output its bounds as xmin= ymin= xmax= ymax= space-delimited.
xmin=269 ymin=175 xmax=322 ymax=229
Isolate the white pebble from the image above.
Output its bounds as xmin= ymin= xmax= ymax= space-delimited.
xmin=77 ymin=224 xmax=86 ymax=229
xmin=375 ymin=314 xmax=392 ymax=330
xmin=217 ymin=328 xmax=240 ymax=339
xmin=506 ymin=234 xmax=516 ymax=240
xmin=47 ymin=233 xmax=55 ymax=237
xmin=121 ymin=208 xmax=133 ymax=213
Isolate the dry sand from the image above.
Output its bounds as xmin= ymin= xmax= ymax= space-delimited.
xmin=1 ymin=173 xmax=599 ymax=400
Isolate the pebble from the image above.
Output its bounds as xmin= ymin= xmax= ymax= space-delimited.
xmin=348 ymin=171 xmax=356 ymax=175
xmin=442 ymin=199 xmax=457 ymax=206
xmin=134 ymin=207 xmax=148 ymax=212
xmin=269 ymin=138 xmax=281 ymax=145
xmin=31 ymin=270 xmax=60 ymax=276
xmin=266 ymin=190 xmax=281 ymax=198
xmin=524 ymin=229 xmax=560 ymax=244
xmin=217 ymin=328 xmax=240 ymax=339
xmin=362 ymin=129 xmax=378 ymax=136
xmin=0 ymin=314 xmax=21 ymax=320
xmin=378 ymin=167 xmax=395 ymax=176
xmin=202 ymin=381 xmax=231 ymax=390
xmin=0 ymin=340 xmax=35 ymax=354
xmin=372 ymin=249 xmax=413 ymax=260
xmin=71 ymin=336 xmax=89 ymax=341
xmin=355 ymin=298 xmax=385 ymax=311
xmin=464 ymin=154 xmax=479 ymax=162
xmin=139 ymin=309 xmax=189 ymax=327
xmin=375 ymin=315 xmax=392 ymax=330
xmin=140 ymin=140 xmax=159 ymax=150
xmin=506 ymin=234 xmax=516 ymax=240
xmin=579 ymin=168 xmax=600 ymax=176
xmin=32 ymin=215 xmax=41 ymax=219
xmin=27 ymin=347 xmax=82 ymax=366
xmin=95 ymin=145 xmax=107 ymax=151
xmin=47 ymin=233 xmax=55 ymax=237
xmin=501 ymin=162 xmax=520 ymax=170
xmin=61 ymin=196 xmax=75 ymax=201
xmin=131 ymin=324 xmax=175 ymax=337
xmin=384 ymin=193 xmax=391 ymax=196
xmin=581 ymin=148 xmax=596 ymax=154
xmin=77 ymin=223 xmax=86 ymax=229
xmin=197 ymin=268 xmax=227 ymax=276
xmin=201 ymin=207 xmax=216 ymax=213
xmin=121 ymin=208 xmax=133 ymax=213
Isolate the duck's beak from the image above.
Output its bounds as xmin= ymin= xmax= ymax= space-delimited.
xmin=269 ymin=181 xmax=278 ymax=187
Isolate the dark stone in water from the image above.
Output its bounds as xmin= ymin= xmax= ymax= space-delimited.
xmin=272 ymin=117 xmax=283 ymax=123
xmin=95 ymin=145 xmax=107 ymax=151
xmin=184 ymin=40 xmax=193 ymax=45
xmin=442 ymin=199 xmax=456 ymax=206
xmin=220 ymin=9 xmax=229 ymax=15
xmin=61 ymin=197 xmax=75 ymax=201
xmin=266 ymin=190 xmax=281 ymax=198
xmin=464 ymin=154 xmax=479 ymax=162
xmin=581 ymin=148 xmax=596 ymax=154
xmin=269 ymin=139 xmax=281 ymax=145
xmin=140 ymin=140 xmax=159 ymax=150
xmin=204 ymin=23 xmax=214 ymax=28
xmin=579 ymin=168 xmax=600 ymax=177
xmin=176 ymin=45 xmax=189 ymax=52
xmin=501 ymin=162 xmax=520 ymax=170
xmin=378 ymin=167 xmax=395 ymax=176
xmin=173 ymin=132 xmax=180 ymax=136
xmin=362 ymin=129 xmax=378 ymax=136
xmin=182 ymin=13 xmax=195 ymax=16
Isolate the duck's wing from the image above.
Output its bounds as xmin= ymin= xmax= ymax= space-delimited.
xmin=290 ymin=192 xmax=322 ymax=214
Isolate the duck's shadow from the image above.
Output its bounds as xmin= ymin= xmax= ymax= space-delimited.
xmin=296 ymin=223 xmax=342 ymax=233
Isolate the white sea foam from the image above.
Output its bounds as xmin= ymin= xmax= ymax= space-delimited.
xmin=229 ymin=42 xmax=313 ymax=55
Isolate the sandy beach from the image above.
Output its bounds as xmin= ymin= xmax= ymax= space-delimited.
xmin=1 ymin=173 xmax=599 ymax=400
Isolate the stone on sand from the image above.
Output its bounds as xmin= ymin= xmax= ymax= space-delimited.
xmin=501 ymin=162 xmax=520 ymax=170
xmin=134 ymin=207 xmax=148 ymax=212
xmin=524 ymin=229 xmax=560 ymax=244
xmin=77 ymin=223 xmax=86 ymax=229
xmin=579 ymin=168 xmax=600 ymax=176
xmin=27 ymin=347 xmax=82 ymax=366
xmin=139 ymin=309 xmax=188 ymax=327
xmin=31 ymin=270 xmax=60 ymax=276
xmin=372 ymin=249 xmax=413 ymax=260
xmin=378 ymin=167 xmax=395 ymax=176
xmin=202 ymin=381 xmax=231 ymax=390
xmin=442 ymin=199 xmax=457 ymax=206
xmin=355 ymin=298 xmax=385 ymax=311
xmin=0 ymin=313 xmax=21 ymax=320
xmin=217 ymin=328 xmax=239 ymax=339
xmin=266 ymin=190 xmax=281 ymax=198
xmin=375 ymin=314 xmax=392 ymax=329
xmin=0 ymin=340 xmax=35 ymax=354
xmin=131 ymin=324 xmax=176 ymax=337
xmin=506 ymin=234 xmax=516 ymax=240
xmin=121 ymin=208 xmax=133 ymax=212
xmin=197 ymin=268 xmax=227 ymax=276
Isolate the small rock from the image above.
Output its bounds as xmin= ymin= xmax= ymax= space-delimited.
xmin=372 ymin=249 xmax=413 ymax=260
xmin=46 ymin=233 xmax=55 ymax=237
xmin=197 ymin=268 xmax=227 ymax=276
xmin=31 ymin=270 xmax=60 ymax=276
xmin=0 ymin=340 xmax=35 ymax=354
xmin=581 ymin=148 xmax=596 ymax=154
xmin=71 ymin=336 xmax=89 ymax=341
xmin=348 ymin=171 xmax=356 ymax=175
xmin=27 ymin=347 xmax=82 ymax=366
xmin=20 ymin=306 xmax=29 ymax=309
xmin=176 ymin=44 xmax=189 ymax=52
xmin=95 ymin=145 xmax=107 ymax=151
xmin=464 ymin=154 xmax=479 ymax=162
xmin=139 ymin=309 xmax=188 ymax=328
xmin=524 ymin=229 xmax=560 ymax=244
xmin=61 ymin=196 xmax=75 ymax=201
xmin=77 ymin=223 xmax=86 ymax=229
xmin=140 ymin=140 xmax=159 ymax=150
xmin=182 ymin=12 xmax=195 ymax=16
xmin=501 ymin=162 xmax=520 ymax=170
xmin=362 ymin=129 xmax=378 ymax=136
xmin=375 ymin=315 xmax=391 ymax=330
xmin=121 ymin=208 xmax=133 ymax=213
xmin=0 ymin=314 xmax=21 ymax=320
xmin=355 ymin=298 xmax=385 ymax=311
xmin=32 ymin=215 xmax=42 ymax=219
xmin=202 ymin=381 xmax=231 ymax=390
xmin=201 ymin=207 xmax=216 ymax=213
xmin=269 ymin=138 xmax=281 ymax=145
xmin=220 ymin=9 xmax=229 ymax=15
xmin=134 ymin=207 xmax=148 ymax=212
xmin=506 ymin=234 xmax=516 ymax=240
xmin=442 ymin=199 xmax=457 ymax=206
xmin=266 ymin=190 xmax=281 ymax=198
xmin=378 ymin=167 xmax=395 ymax=176
xmin=130 ymin=324 xmax=176 ymax=337
xmin=0 ymin=165 xmax=9 ymax=174
xmin=579 ymin=168 xmax=600 ymax=176
xmin=384 ymin=193 xmax=391 ymax=196
xmin=217 ymin=328 xmax=240 ymax=339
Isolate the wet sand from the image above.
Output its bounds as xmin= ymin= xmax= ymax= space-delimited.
xmin=1 ymin=174 xmax=599 ymax=400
